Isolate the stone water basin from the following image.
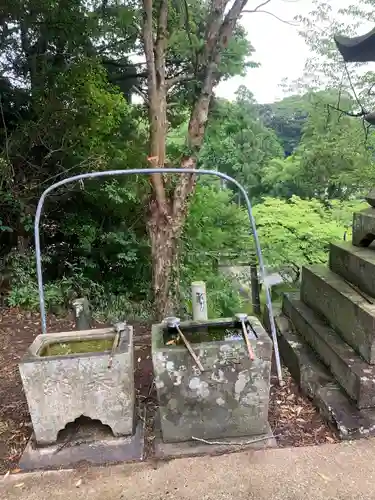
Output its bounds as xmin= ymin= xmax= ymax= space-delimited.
xmin=152 ymin=317 xmax=272 ymax=443
xmin=19 ymin=326 xmax=134 ymax=446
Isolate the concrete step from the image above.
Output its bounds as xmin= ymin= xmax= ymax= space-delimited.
xmin=274 ymin=313 xmax=375 ymax=440
xmin=283 ymin=293 xmax=375 ymax=409
xmin=329 ymin=242 xmax=375 ymax=299
xmin=300 ymin=265 xmax=375 ymax=364
xmin=353 ymin=207 xmax=375 ymax=247
xmin=365 ymin=189 xmax=375 ymax=207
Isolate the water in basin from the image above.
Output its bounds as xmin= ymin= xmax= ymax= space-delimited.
xmin=39 ymin=337 xmax=115 ymax=357
xmin=163 ymin=321 xmax=257 ymax=346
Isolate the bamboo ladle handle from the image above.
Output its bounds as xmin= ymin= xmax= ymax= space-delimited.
xmin=176 ymin=325 xmax=205 ymax=372
xmin=241 ymin=321 xmax=255 ymax=361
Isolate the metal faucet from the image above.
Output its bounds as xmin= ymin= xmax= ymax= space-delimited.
xmin=108 ymin=321 xmax=127 ymax=368
xmin=113 ymin=321 xmax=127 ymax=334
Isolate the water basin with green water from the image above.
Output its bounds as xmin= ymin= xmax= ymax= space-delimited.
xmin=163 ymin=321 xmax=257 ymax=346
xmin=40 ymin=338 xmax=114 ymax=357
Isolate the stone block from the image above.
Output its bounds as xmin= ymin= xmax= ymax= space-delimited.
xmin=72 ymin=297 xmax=92 ymax=330
xmin=365 ymin=188 xmax=375 ymax=207
xmin=153 ymin=413 xmax=276 ymax=459
xmin=283 ymin=293 xmax=375 ymax=408
xmin=352 ymin=208 xmax=375 ymax=247
xmin=19 ymin=326 xmax=134 ymax=445
xmin=19 ymin=414 xmax=145 ymax=471
xmin=301 ymin=265 xmax=375 ymax=364
xmin=274 ymin=313 xmax=375 ymax=440
xmin=329 ymin=242 xmax=375 ymax=298
xmin=152 ymin=317 xmax=272 ymax=443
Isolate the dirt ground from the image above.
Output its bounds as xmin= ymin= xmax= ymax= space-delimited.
xmin=0 ymin=308 xmax=337 ymax=475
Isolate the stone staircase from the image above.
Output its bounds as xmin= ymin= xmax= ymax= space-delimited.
xmin=272 ymin=192 xmax=375 ymax=439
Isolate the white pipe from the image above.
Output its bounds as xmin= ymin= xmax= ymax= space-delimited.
xmin=191 ymin=281 xmax=208 ymax=321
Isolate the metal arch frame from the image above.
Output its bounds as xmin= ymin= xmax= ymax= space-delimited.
xmin=34 ymin=168 xmax=283 ymax=383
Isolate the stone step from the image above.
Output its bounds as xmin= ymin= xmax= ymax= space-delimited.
xmin=329 ymin=242 xmax=375 ymax=299
xmin=353 ymin=207 xmax=375 ymax=247
xmin=283 ymin=293 xmax=375 ymax=409
xmin=274 ymin=313 xmax=375 ymax=440
xmin=365 ymin=188 xmax=375 ymax=208
xmin=301 ymin=265 xmax=375 ymax=364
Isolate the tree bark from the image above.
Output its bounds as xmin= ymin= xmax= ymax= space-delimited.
xmin=149 ymin=213 xmax=174 ymax=318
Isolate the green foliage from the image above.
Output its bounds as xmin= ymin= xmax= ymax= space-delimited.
xmin=5 ymin=183 xmax=253 ymax=321
xmin=181 ymin=184 xmax=252 ymax=318
xmin=295 ymin=101 xmax=375 ymax=199
xmin=2 ymin=0 xmax=374 ymax=322
xmin=199 ymin=88 xmax=284 ymax=201
xmin=261 ymin=93 xmax=375 ymax=200
xmin=5 ymin=251 xmax=104 ymax=312
xmin=0 ymin=0 xmax=253 ymax=321
xmin=252 ymin=196 xmax=353 ymax=275
xmin=165 ymin=1 xmax=254 ymax=110
xmin=258 ymin=94 xmax=311 ymax=156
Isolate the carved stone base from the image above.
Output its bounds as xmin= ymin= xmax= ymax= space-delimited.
xmin=19 ymin=414 xmax=145 ymax=471
xmin=19 ymin=327 xmax=134 ymax=445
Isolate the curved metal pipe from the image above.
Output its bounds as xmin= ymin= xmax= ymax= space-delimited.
xmin=34 ymin=168 xmax=283 ymax=383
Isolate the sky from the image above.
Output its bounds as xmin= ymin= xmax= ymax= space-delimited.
xmin=216 ymin=0 xmax=364 ymax=104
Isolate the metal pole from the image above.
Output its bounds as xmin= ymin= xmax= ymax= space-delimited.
xmin=34 ymin=168 xmax=283 ymax=384
xmin=250 ymin=262 xmax=261 ymax=316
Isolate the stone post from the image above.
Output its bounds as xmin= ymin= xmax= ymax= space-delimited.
xmin=72 ymin=297 xmax=92 ymax=330
xmin=250 ymin=262 xmax=261 ymax=316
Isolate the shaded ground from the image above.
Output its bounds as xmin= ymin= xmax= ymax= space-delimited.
xmin=0 ymin=308 xmax=337 ymax=475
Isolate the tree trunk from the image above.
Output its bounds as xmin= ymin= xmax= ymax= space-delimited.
xmin=148 ymin=174 xmax=194 ymax=320
xmin=142 ymin=0 xmax=249 ymax=319
xmin=148 ymin=213 xmax=175 ymax=319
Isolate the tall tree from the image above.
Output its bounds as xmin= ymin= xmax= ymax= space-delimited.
xmin=262 ymin=92 xmax=375 ymax=200
xmin=141 ymin=0 xmax=253 ymax=318
xmin=0 ymin=0 xmax=149 ymax=306
xmin=258 ymin=94 xmax=311 ymax=156
xmin=200 ymin=87 xmax=283 ymax=201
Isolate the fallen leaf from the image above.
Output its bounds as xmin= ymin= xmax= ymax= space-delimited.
xmin=11 ymin=468 xmax=22 ymax=474
xmin=3 ymin=471 xmax=10 ymax=480
xmin=325 ymin=436 xmax=335 ymax=443
xmin=76 ymin=479 xmax=82 ymax=488
xmin=296 ymin=406 xmax=303 ymax=416
xmin=14 ymin=483 xmax=25 ymax=488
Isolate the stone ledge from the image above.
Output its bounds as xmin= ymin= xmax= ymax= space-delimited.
xmin=18 ymin=415 xmax=145 ymax=471
xmin=353 ymin=208 xmax=375 ymax=247
xmin=329 ymin=241 xmax=375 ymax=299
xmin=283 ymin=293 xmax=375 ymax=409
xmin=153 ymin=411 xmax=276 ymax=459
xmin=301 ymin=265 xmax=375 ymax=364
xmin=366 ymin=188 xmax=375 ymax=207
xmin=274 ymin=314 xmax=375 ymax=440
